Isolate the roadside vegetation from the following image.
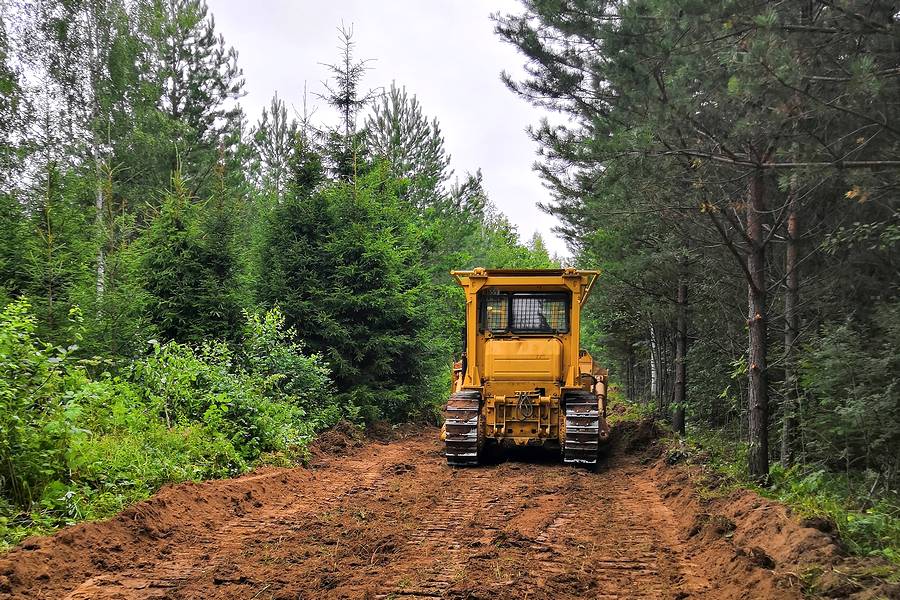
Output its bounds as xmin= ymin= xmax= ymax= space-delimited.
xmin=686 ymin=431 xmax=900 ymax=566
xmin=608 ymin=391 xmax=900 ymax=565
xmin=0 ymin=301 xmax=340 ymax=547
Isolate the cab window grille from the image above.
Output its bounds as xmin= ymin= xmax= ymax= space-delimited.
xmin=511 ymin=295 xmax=568 ymax=332
xmin=484 ymin=295 xmax=508 ymax=332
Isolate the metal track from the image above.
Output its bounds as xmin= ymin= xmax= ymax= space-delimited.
xmin=444 ymin=391 xmax=482 ymax=467
xmin=563 ymin=392 xmax=600 ymax=465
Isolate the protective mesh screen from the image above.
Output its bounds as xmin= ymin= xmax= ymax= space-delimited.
xmin=511 ymin=295 xmax=568 ymax=332
xmin=484 ymin=295 xmax=508 ymax=331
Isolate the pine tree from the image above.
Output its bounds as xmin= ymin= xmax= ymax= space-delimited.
xmin=139 ymin=0 xmax=245 ymax=193
xmin=365 ymin=83 xmax=450 ymax=207
xmin=250 ymin=93 xmax=298 ymax=200
xmin=495 ymin=0 xmax=900 ymax=480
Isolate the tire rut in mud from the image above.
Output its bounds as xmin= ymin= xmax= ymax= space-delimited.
xmin=424 ymin=462 xmax=708 ymax=600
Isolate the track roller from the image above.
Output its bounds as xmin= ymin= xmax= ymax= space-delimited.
xmin=563 ymin=391 xmax=600 ymax=466
xmin=444 ymin=390 xmax=482 ymax=467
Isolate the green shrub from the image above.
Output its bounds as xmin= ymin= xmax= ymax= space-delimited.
xmin=0 ymin=302 xmax=342 ymax=548
xmin=799 ymin=301 xmax=900 ymax=486
xmin=0 ymin=299 xmax=81 ymax=509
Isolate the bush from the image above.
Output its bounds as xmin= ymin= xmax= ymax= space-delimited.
xmin=799 ymin=301 xmax=900 ymax=486
xmin=0 ymin=302 xmax=342 ymax=548
xmin=0 ymin=299 xmax=79 ymax=509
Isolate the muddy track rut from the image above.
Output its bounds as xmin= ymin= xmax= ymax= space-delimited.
xmin=0 ymin=431 xmax=826 ymax=599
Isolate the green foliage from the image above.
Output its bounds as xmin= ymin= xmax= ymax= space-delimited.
xmin=256 ymin=167 xmax=444 ymax=421
xmin=139 ymin=172 xmax=243 ymax=343
xmin=605 ymin=389 xmax=656 ymax=426
xmin=365 ymin=82 xmax=451 ymax=207
xmin=21 ymin=165 xmax=96 ymax=343
xmin=138 ymin=0 xmax=245 ymax=192
xmin=0 ymin=301 xmax=339 ymax=548
xmin=0 ymin=299 xmax=78 ymax=509
xmin=799 ymin=301 xmax=900 ymax=483
xmin=0 ymin=193 xmax=29 ymax=302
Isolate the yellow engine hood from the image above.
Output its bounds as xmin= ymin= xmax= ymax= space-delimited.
xmin=484 ymin=338 xmax=563 ymax=382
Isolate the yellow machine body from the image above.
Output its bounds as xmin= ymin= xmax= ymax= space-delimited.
xmin=447 ymin=268 xmax=607 ymax=456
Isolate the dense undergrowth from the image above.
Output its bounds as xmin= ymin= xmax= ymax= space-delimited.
xmin=606 ymin=391 xmax=900 ymax=566
xmin=0 ymin=300 xmax=344 ymax=549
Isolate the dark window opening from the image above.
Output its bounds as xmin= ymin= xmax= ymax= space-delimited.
xmin=511 ymin=294 xmax=568 ymax=332
xmin=479 ymin=292 xmax=569 ymax=334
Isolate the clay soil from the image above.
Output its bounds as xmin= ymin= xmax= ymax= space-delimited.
xmin=0 ymin=425 xmax=895 ymax=600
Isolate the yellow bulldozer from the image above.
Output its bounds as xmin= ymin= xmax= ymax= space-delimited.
xmin=442 ymin=267 xmax=610 ymax=467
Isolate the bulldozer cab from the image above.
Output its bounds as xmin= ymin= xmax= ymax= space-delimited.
xmin=444 ymin=267 xmax=609 ymax=467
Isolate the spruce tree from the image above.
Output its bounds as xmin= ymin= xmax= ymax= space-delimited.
xmin=318 ymin=25 xmax=376 ymax=181
xmin=255 ymin=167 xmax=443 ymax=420
xmin=139 ymin=170 xmax=241 ymax=343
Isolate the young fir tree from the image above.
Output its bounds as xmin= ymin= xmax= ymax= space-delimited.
xmin=255 ymin=166 xmax=444 ymax=421
xmin=139 ymin=170 xmax=241 ymax=344
xmin=22 ymin=164 xmax=95 ymax=341
xmin=318 ymin=25 xmax=377 ymax=182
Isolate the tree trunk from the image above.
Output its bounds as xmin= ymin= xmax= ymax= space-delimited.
xmin=95 ymin=160 xmax=106 ymax=298
xmin=649 ymin=324 xmax=659 ymax=405
xmin=747 ymin=168 xmax=770 ymax=481
xmin=781 ymin=175 xmax=800 ymax=467
xmin=626 ymin=348 xmax=635 ymax=402
xmin=673 ymin=275 xmax=687 ymax=436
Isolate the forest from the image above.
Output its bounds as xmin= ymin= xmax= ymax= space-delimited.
xmin=0 ymin=0 xmax=897 ymax=567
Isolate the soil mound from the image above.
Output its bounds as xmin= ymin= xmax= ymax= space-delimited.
xmin=0 ymin=467 xmax=312 ymax=599
xmin=309 ymin=419 xmax=365 ymax=456
xmin=650 ymin=454 xmax=900 ymax=599
xmin=609 ymin=416 xmax=665 ymax=456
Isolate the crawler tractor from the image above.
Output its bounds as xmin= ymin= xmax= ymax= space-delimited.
xmin=442 ymin=268 xmax=610 ymax=467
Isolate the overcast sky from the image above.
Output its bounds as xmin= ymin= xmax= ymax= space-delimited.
xmin=207 ymin=0 xmax=569 ymax=258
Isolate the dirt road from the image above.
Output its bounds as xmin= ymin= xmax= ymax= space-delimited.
xmin=0 ymin=427 xmax=857 ymax=599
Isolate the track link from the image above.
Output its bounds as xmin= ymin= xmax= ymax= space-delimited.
xmin=563 ymin=392 xmax=600 ymax=465
xmin=444 ymin=390 xmax=482 ymax=467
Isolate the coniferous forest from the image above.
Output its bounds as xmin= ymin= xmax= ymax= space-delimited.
xmin=0 ymin=0 xmax=898 ymax=566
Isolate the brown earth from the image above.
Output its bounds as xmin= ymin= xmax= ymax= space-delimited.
xmin=0 ymin=423 xmax=896 ymax=600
